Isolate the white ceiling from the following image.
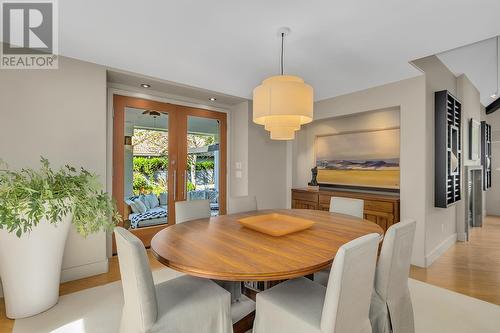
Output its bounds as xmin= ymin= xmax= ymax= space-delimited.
xmin=54 ymin=1 xmax=500 ymax=101
xmin=108 ymin=70 xmax=246 ymax=106
xmin=437 ymin=37 xmax=499 ymax=106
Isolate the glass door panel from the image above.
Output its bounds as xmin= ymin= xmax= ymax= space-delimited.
xmin=184 ymin=116 xmax=221 ymax=216
xmin=123 ymin=107 xmax=169 ymax=229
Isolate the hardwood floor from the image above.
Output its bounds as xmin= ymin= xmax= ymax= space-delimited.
xmin=410 ymin=215 xmax=500 ymax=306
xmin=0 ymin=296 xmax=11 ymax=333
xmin=1 ymin=217 xmax=499 ymax=332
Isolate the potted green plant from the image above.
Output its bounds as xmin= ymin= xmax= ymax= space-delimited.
xmin=0 ymin=157 xmax=121 ymax=319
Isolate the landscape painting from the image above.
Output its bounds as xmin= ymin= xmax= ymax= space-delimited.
xmin=315 ymin=128 xmax=400 ymax=189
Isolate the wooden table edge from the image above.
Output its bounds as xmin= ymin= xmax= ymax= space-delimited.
xmin=151 ymin=246 xmax=334 ymax=281
xmin=151 ymin=239 xmax=384 ymax=282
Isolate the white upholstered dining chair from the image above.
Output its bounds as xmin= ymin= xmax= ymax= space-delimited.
xmin=228 ymin=195 xmax=258 ymax=214
xmin=253 ymin=233 xmax=380 ymax=333
xmin=369 ymin=219 xmax=416 ymax=333
xmin=175 ymin=199 xmax=211 ymax=224
xmin=114 ymin=227 xmax=232 ymax=333
xmin=329 ymin=196 xmax=364 ymax=218
xmin=315 ymin=196 xmax=366 ymax=285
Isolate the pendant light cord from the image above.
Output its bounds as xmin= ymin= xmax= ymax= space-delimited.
xmin=280 ymin=32 xmax=285 ymax=75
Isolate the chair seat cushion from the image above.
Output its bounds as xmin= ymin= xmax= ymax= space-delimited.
xmin=253 ymin=277 xmax=326 ymax=333
xmin=152 ymin=275 xmax=232 ymax=333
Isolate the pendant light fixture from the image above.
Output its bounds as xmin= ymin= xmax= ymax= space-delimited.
xmin=253 ymin=27 xmax=313 ymax=140
xmin=492 ymin=36 xmax=499 ymax=99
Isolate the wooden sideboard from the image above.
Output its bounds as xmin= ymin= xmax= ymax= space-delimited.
xmin=291 ymin=188 xmax=400 ymax=231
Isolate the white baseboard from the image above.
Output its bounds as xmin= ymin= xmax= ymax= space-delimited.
xmin=411 ymin=256 xmax=426 ymax=268
xmin=425 ymin=233 xmax=457 ymax=267
xmin=457 ymin=232 xmax=467 ymax=242
xmin=61 ymin=259 xmax=109 ymax=283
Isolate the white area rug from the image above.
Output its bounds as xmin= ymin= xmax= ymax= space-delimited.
xmin=13 ymin=273 xmax=500 ymax=333
xmin=13 ymin=269 xmax=254 ymax=333
xmin=409 ymin=279 xmax=500 ymax=333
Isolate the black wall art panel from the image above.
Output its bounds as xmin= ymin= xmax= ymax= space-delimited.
xmin=435 ymin=90 xmax=462 ymax=208
xmin=481 ymin=121 xmax=492 ymax=190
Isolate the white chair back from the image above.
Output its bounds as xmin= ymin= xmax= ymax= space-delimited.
xmin=175 ymin=199 xmax=211 ymax=224
xmin=321 ymin=233 xmax=380 ymax=333
xmin=114 ymin=227 xmax=157 ymax=333
xmin=371 ymin=219 xmax=416 ymax=333
xmin=228 ymin=196 xmax=258 ymax=214
xmin=330 ymin=197 xmax=364 ymax=219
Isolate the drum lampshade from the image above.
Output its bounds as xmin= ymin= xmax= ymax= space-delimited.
xmin=253 ymin=75 xmax=313 ymax=140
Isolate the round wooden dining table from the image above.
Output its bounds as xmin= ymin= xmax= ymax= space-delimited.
xmin=151 ymin=209 xmax=384 ymax=281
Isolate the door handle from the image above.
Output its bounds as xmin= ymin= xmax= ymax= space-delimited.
xmin=173 ymin=169 xmax=177 ymax=201
xmin=184 ymin=170 xmax=188 ymax=200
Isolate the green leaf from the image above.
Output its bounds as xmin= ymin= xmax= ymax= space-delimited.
xmin=0 ymin=157 xmax=122 ymax=237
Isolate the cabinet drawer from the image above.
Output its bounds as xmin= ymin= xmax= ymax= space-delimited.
xmin=319 ymin=194 xmax=332 ymax=205
xmin=292 ymin=191 xmax=318 ymax=203
xmin=292 ymin=200 xmax=318 ymax=210
xmin=364 ymin=200 xmax=394 ymax=213
xmin=319 ymin=204 xmax=330 ymax=211
xmin=364 ymin=212 xmax=391 ymax=231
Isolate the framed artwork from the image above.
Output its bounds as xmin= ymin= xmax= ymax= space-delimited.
xmin=314 ymin=128 xmax=400 ymax=190
xmin=469 ymin=119 xmax=480 ymax=161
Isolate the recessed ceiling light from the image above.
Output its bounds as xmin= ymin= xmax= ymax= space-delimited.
xmin=140 ymin=83 xmax=151 ymax=88
xmin=209 ymin=97 xmax=216 ymax=101
xmin=491 ymin=93 xmax=497 ymax=99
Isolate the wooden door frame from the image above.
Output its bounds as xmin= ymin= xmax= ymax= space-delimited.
xmin=112 ymin=95 xmax=227 ymax=250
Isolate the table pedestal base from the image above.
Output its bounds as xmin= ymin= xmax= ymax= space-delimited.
xmin=231 ymin=294 xmax=255 ymax=333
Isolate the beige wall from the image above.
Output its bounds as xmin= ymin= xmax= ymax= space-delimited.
xmin=412 ymin=56 xmax=485 ymax=264
xmin=228 ymin=101 xmax=249 ymax=199
xmin=0 ymin=57 xmax=109 ymax=293
xmin=228 ymin=100 xmax=288 ymax=210
xmin=413 ymin=56 xmax=458 ymax=265
xmin=291 ymin=76 xmax=428 ymax=266
xmin=458 ymin=74 xmax=482 ymax=169
xmin=456 ymin=75 xmax=483 ymax=239
xmin=248 ymin=102 xmax=288 ymax=209
xmin=486 ymin=110 xmax=500 ymax=215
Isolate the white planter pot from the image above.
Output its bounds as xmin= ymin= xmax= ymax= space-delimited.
xmin=0 ymin=212 xmax=72 ymax=319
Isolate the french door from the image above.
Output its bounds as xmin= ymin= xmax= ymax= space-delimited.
xmin=112 ymin=95 xmax=227 ymax=249
xmin=176 ymin=107 xmax=227 ymax=216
